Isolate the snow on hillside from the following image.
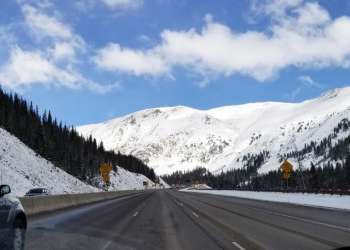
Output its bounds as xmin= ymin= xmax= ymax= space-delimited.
xmin=77 ymin=87 xmax=350 ymax=175
xmin=0 ymin=128 xmax=157 ymax=196
xmin=0 ymin=128 xmax=98 ymax=196
xmin=92 ymin=166 xmax=155 ymax=191
xmin=159 ymin=177 xmax=170 ymax=188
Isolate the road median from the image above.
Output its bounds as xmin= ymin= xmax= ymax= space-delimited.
xmin=20 ymin=190 xmax=141 ymax=216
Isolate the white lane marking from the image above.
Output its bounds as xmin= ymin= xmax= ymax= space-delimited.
xmin=133 ymin=211 xmax=139 ymax=217
xmin=264 ymin=210 xmax=350 ymax=233
xmin=232 ymin=241 xmax=246 ymax=250
xmin=101 ymin=240 xmax=113 ymax=250
xmin=174 ymin=199 xmax=184 ymax=207
xmin=192 ymin=211 xmax=199 ymax=218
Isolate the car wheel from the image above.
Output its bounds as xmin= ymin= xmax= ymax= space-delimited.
xmin=12 ymin=218 xmax=26 ymax=250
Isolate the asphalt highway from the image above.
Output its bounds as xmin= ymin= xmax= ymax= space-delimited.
xmin=25 ymin=190 xmax=350 ymax=250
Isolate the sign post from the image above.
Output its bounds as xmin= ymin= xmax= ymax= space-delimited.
xmin=280 ymin=160 xmax=293 ymax=190
xmin=100 ymin=163 xmax=112 ymax=190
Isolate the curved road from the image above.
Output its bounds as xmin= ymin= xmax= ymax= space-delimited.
xmin=25 ymin=190 xmax=350 ymax=250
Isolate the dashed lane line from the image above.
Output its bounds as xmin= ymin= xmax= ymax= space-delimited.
xmin=232 ymin=241 xmax=246 ymax=250
xmin=173 ymin=199 xmax=184 ymax=207
xmin=101 ymin=241 xmax=113 ymax=250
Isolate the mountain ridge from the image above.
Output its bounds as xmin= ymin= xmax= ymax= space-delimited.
xmin=82 ymin=87 xmax=348 ymax=126
xmin=77 ymin=87 xmax=350 ymax=175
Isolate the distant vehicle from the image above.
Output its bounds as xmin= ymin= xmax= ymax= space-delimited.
xmin=25 ymin=188 xmax=50 ymax=197
xmin=0 ymin=184 xmax=27 ymax=250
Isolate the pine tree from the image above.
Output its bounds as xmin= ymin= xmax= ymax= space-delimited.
xmin=0 ymin=88 xmax=156 ymax=183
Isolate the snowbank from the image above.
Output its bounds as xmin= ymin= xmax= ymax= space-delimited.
xmin=183 ymin=189 xmax=350 ymax=211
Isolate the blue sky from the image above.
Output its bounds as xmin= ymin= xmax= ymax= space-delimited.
xmin=0 ymin=0 xmax=350 ymax=125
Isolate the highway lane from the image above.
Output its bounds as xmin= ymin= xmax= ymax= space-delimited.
xmin=24 ymin=190 xmax=350 ymax=250
xmin=170 ymin=190 xmax=350 ymax=250
xmin=25 ymin=191 xmax=222 ymax=250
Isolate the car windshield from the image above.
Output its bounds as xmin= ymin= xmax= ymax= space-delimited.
xmin=1 ymin=1 xmax=350 ymax=250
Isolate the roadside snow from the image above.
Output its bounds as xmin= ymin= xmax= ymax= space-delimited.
xmin=183 ymin=189 xmax=350 ymax=211
xmin=92 ymin=166 xmax=155 ymax=191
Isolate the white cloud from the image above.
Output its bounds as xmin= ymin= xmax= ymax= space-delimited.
xmin=298 ymin=75 xmax=323 ymax=88
xmin=75 ymin=0 xmax=143 ymax=12
xmin=0 ymin=3 xmax=118 ymax=94
xmin=16 ymin=0 xmax=54 ymax=9
xmin=293 ymin=2 xmax=330 ymax=27
xmin=49 ymin=42 xmax=76 ymax=62
xmin=290 ymin=86 xmax=302 ymax=100
xmin=22 ymin=5 xmax=73 ymax=40
xmin=252 ymin=0 xmax=302 ymax=20
xmin=0 ymin=47 xmax=75 ymax=89
xmin=290 ymin=74 xmax=324 ymax=100
xmin=75 ymin=0 xmax=96 ymax=13
xmin=93 ymin=0 xmax=350 ymax=83
xmin=0 ymin=47 xmax=116 ymax=94
xmin=101 ymin=0 xmax=143 ymax=10
xmin=139 ymin=34 xmax=151 ymax=43
xmin=0 ymin=25 xmax=17 ymax=49
xmin=22 ymin=4 xmax=85 ymax=62
xmin=94 ymin=43 xmax=168 ymax=76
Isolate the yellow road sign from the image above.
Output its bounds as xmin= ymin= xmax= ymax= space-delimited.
xmin=100 ymin=163 xmax=112 ymax=174
xmin=280 ymin=160 xmax=293 ymax=180
xmin=100 ymin=163 xmax=112 ymax=184
xmin=281 ymin=160 xmax=293 ymax=173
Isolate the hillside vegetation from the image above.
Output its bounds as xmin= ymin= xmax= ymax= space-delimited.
xmin=0 ymin=88 xmax=156 ymax=184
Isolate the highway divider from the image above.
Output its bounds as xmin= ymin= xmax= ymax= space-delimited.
xmin=20 ymin=190 xmax=141 ymax=216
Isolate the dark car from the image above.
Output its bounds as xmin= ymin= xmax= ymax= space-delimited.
xmin=25 ymin=188 xmax=50 ymax=197
xmin=0 ymin=185 xmax=27 ymax=250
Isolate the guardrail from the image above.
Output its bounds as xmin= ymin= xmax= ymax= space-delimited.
xmin=20 ymin=190 xmax=141 ymax=216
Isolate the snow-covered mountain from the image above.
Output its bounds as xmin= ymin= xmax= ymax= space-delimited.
xmin=0 ymin=127 xmax=156 ymax=196
xmin=77 ymin=87 xmax=350 ymax=176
